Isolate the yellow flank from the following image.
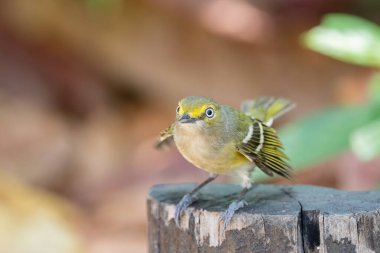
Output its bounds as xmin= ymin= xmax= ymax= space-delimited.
xmin=211 ymin=146 xmax=250 ymax=174
xmin=185 ymin=151 xmax=249 ymax=175
xmin=191 ymin=145 xmax=250 ymax=175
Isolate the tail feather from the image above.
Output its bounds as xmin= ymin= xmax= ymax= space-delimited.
xmin=241 ymin=97 xmax=295 ymax=125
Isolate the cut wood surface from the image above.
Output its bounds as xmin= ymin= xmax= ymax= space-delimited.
xmin=147 ymin=184 xmax=380 ymax=253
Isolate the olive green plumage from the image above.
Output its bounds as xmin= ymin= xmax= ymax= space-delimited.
xmin=156 ymin=96 xmax=294 ymax=180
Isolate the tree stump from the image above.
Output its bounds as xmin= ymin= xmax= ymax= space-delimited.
xmin=147 ymin=184 xmax=380 ymax=253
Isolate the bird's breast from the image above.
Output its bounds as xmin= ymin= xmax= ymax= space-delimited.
xmin=174 ymin=122 xmax=247 ymax=174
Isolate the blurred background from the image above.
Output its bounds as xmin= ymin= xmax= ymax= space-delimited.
xmin=0 ymin=0 xmax=380 ymax=252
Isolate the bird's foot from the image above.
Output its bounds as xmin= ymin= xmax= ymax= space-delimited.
xmin=175 ymin=193 xmax=195 ymax=226
xmin=219 ymin=200 xmax=247 ymax=231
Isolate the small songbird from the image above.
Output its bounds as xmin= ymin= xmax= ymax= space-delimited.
xmin=156 ymin=96 xmax=294 ymax=230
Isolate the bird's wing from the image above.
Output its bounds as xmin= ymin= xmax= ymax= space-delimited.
xmin=241 ymin=97 xmax=295 ymax=126
xmin=237 ymin=119 xmax=292 ymax=179
xmin=155 ymin=123 xmax=175 ymax=149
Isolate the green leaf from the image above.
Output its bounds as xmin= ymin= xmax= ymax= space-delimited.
xmin=302 ymin=14 xmax=380 ymax=67
xmin=253 ymin=103 xmax=379 ymax=181
xmin=281 ymin=104 xmax=379 ymax=168
xmin=351 ymin=119 xmax=380 ymax=161
xmin=368 ymin=72 xmax=380 ymax=103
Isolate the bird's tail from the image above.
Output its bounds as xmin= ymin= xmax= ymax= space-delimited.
xmin=241 ymin=97 xmax=295 ymax=126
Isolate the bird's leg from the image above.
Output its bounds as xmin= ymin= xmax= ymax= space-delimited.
xmin=219 ymin=186 xmax=251 ymax=231
xmin=220 ymin=168 xmax=254 ymax=231
xmin=175 ymin=173 xmax=218 ymax=226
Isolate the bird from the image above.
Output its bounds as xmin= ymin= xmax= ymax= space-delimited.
xmin=156 ymin=96 xmax=295 ymax=230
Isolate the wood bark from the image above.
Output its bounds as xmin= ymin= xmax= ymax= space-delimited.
xmin=147 ymin=184 xmax=380 ymax=253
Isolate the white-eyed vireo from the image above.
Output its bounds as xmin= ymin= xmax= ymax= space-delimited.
xmin=156 ymin=96 xmax=294 ymax=230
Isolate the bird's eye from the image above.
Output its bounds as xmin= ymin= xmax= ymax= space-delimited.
xmin=205 ymin=107 xmax=214 ymax=118
xmin=176 ymin=106 xmax=180 ymax=114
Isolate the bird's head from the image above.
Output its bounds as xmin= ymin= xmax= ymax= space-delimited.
xmin=176 ymin=96 xmax=222 ymax=127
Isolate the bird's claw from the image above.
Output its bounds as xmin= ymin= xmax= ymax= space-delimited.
xmin=175 ymin=194 xmax=195 ymax=226
xmin=219 ymin=200 xmax=247 ymax=231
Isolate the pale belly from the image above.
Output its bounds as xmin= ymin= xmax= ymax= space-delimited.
xmin=174 ymin=123 xmax=249 ymax=174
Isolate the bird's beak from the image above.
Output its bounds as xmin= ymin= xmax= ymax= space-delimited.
xmin=178 ymin=113 xmax=197 ymax=123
